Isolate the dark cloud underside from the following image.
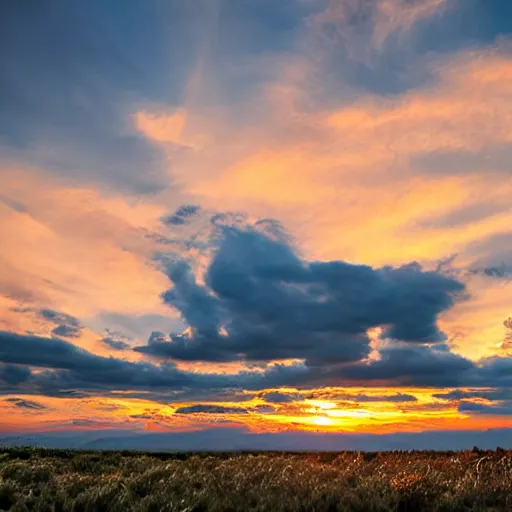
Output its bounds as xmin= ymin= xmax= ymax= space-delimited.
xmin=136 ymin=223 xmax=465 ymax=365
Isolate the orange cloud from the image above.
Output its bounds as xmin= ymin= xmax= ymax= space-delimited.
xmin=0 ymin=163 xmax=175 ymax=350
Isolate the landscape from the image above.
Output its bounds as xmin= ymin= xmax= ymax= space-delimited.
xmin=1 ymin=447 xmax=512 ymax=511
xmin=1 ymin=0 xmax=512 ymax=509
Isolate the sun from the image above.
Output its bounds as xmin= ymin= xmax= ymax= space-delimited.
xmin=312 ymin=416 xmax=334 ymax=426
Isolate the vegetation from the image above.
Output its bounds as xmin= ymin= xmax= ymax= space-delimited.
xmin=0 ymin=446 xmax=512 ymax=511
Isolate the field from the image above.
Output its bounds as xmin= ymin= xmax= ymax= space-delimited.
xmin=0 ymin=447 xmax=512 ymax=511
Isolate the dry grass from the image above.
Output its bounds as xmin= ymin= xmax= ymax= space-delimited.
xmin=0 ymin=447 xmax=512 ymax=511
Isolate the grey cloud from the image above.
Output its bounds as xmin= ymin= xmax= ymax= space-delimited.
xmin=469 ymin=266 xmax=512 ymax=281
xmin=161 ymin=204 xmax=201 ymax=226
xmin=0 ymin=195 xmax=28 ymax=213
xmin=465 ymin=233 xmax=512 ymax=262
xmin=100 ymin=338 xmax=130 ymax=351
xmin=418 ymin=202 xmax=511 ymax=230
xmin=70 ymin=419 xmax=123 ymax=427
xmin=5 ymin=398 xmax=46 ymax=410
xmin=148 ymin=331 xmax=169 ymax=344
xmin=460 ymin=233 xmax=512 ymax=285
xmin=0 ymin=330 xmax=198 ymax=390
xmin=0 ymin=330 xmax=314 ymax=395
xmin=135 ymin=224 xmax=465 ymax=365
xmin=95 ymin=312 xmax=181 ymax=342
xmin=458 ymin=401 xmax=512 ymax=416
xmin=433 ymin=390 xmax=490 ymax=401
xmin=29 ymin=308 xmax=84 ymax=339
xmin=4 ymin=327 xmax=512 ymax=404
xmin=251 ymin=405 xmax=276 ymax=414
xmin=0 ymin=364 xmax=32 ymax=385
xmin=174 ymin=404 xmax=249 ymax=415
xmin=261 ymin=391 xmax=305 ymax=403
xmin=471 ymin=357 xmax=512 ymax=388
xmin=51 ymin=324 xmax=81 ymax=338
xmin=302 ymin=390 xmax=417 ymax=403
xmin=100 ymin=330 xmax=132 ymax=351
xmin=354 ymin=393 xmax=417 ymax=403
xmin=164 ymin=389 xmax=255 ymax=404
xmin=339 ymin=343 xmax=474 ymax=387
xmin=412 ymin=143 xmax=512 ymax=177
xmin=40 ymin=309 xmax=80 ymax=326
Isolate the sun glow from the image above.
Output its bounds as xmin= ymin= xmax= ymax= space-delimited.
xmin=305 ymin=400 xmax=337 ymax=410
xmin=312 ymin=416 xmax=335 ymax=426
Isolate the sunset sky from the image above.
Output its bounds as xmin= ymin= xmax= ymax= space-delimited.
xmin=1 ymin=0 xmax=512 ymax=448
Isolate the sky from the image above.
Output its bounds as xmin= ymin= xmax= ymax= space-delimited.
xmin=0 ymin=0 xmax=512 ymax=450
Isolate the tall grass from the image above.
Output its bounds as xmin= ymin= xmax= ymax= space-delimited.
xmin=0 ymin=447 xmax=511 ymax=511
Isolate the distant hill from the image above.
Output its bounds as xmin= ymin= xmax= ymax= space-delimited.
xmin=2 ymin=427 xmax=512 ymax=451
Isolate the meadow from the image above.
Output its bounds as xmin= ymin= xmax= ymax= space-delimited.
xmin=0 ymin=447 xmax=511 ymax=511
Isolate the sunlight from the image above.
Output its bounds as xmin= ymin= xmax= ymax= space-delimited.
xmin=312 ymin=416 xmax=334 ymax=426
xmin=306 ymin=400 xmax=337 ymax=410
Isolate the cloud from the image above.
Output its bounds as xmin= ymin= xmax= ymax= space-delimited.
xmin=0 ymin=195 xmax=28 ymax=213
xmin=354 ymin=393 xmax=417 ymax=403
xmin=0 ymin=167 xmax=171 ymax=325
xmin=7 ymin=307 xmax=84 ymax=339
xmin=0 ymin=364 xmax=32 ymax=385
xmin=71 ymin=419 xmax=119 ymax=427
xmin=432 ymin=389 xmax=512 ymax=401
xmin=161 ymin=204 xmax=201 ymax=226
xmin=5 ymin=398 xmax=46 ymax=410
xmin=458 ymin=401 xmax=512 ymax=416
xmin=261 ymin=391 xmax=305 ymax=403
xmin=135 ymin=221 xmax=465 ymax=365
xmin=461 ymin=233 xmax=512 ymax=281
xmin=99 ymin=330 xmax=132 ymax=351
xmin=411 ymin=143 xmax=512 ymax=177
xmin=0 ymin=325 xmax=477 ymax=395
xmin=472 ymin=267 xmax=512 ymax=280
xmin=94 ymin=313 xmax=182 ymax=344
xmin=304 ymin=0 xmax=455 ymax=95
xmin=472 ymin=357 xmax=512 ymax=388
xmin=252 ymin=404 xmax=276 ymax=414
xmin=100 ymin=338 xmax=130 ymax=351
xmin=0 ymin=330 xmax=191 ymax=390
xmin=14 ymin=308 xmax=85 ymax=339
xmin=0 ymin=329 xmax=314 ymax=394
xmin=340 ymin=343 xmax=474 ymax=387
xmin=51 ymin=324 xmax=81 ymax=338
xmin=418 ymin=202 xmax=511 ymax=230
xmin=39 ymin=309 xmax=80 ymax=326
xmin=505 ymin=318 xmax=512 ymax=344
xmin=174 ymin=404 xmax=249 ymax=415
